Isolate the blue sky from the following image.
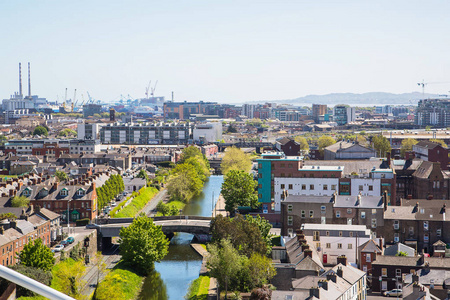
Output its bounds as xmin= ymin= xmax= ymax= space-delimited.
xmin=1 ymin=1 xmax=450 ymax=103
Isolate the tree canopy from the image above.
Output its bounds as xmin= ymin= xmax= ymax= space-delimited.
xmin=221 ymin=170 xmax=259 ymax=215
xmin=119 ymin=214 xmax=169 ymax=275
xmin=372 ymin=135 xmax=391 ymax=157
xmin=317 ymin=135 xmax=336 ymax=150
xmin=17 ymin=238 xmax=55 ymax=271
xmin=33 ymin=126 xmax=48 ymax=136
xmin=11 ymin=195 xmax=30 ymax=207
xmin=221 ymin=147 xmax=252 ymax=175
xmin=400 ymin=138 xmax=418 ymax=157
xmin=430 ymin=139 xmax=448 ymax=148
xmin=294 ymin=136 xmax=309 ymax=153
xmin=167 ymin=163 xmax=204 ymax=202
xmin=55 ymin=170 xmax=68 ymax=182
xmin=58 ymin=128 xmax=77 ymax=137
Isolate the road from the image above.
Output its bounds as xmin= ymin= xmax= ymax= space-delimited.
xmin=141 ymin=188 xmax=168 ymax=216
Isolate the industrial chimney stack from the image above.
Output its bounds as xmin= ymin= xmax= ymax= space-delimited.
xmin=28 ymin=62 xmax=31 ymax=97
xmin=19 ymin=63 xmax=23 ymax=97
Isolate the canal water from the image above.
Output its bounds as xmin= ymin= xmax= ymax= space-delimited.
xmin=138 ymin=175 xmax=224 ymax=300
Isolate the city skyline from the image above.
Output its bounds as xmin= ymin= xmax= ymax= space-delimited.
xmin=1 ymin=1 xmax=450 ymax=103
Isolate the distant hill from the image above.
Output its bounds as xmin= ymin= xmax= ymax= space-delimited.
xmin=248 ymin=92 xmax=440 ymax=106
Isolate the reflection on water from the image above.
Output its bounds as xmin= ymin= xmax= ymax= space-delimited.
xmin=138 ymin=176 xmax=224 ymax=299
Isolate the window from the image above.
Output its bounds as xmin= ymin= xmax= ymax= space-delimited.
xmin=302 ymin=184 xmax=306 ymax=190
xmin=382 ymin=268 xmax=387 ymax=277
xmin=258 ymin=194 xmax=262 ymax=199
xmin=361 ymin=211 xmax=366 ymax=219
xmin=339 ymin=231 xmax=343 ymax=237
xmin=437 ymin=229 xmax=442 ymax=237
xmin=348 ymin=244 xmax=352 ymax=249
xmin=424 ymin=221 xmax=429 ymax=231
xmin=371 ymin=219 xmax=377 ymax=228
xmin=77 ymin=189 xmax=85 ymax=196
xmin=366 ymin=253 xmax=371 ymax=262
xmin=326 ymin=243 xmax=331 ymax=248
xmin=258 ymin=173 xmax=262 ymax=178
xmin=368 ymin=185 xmax=373 ymax=191
xmin=287 ymin=228 xmax=293 ymax=237
xmin=323 ymin=184 xmax=328 ymax=190
xmin=258 ymin=184 xmax=262 ymax=188
xmin=372 ymin=209 xmax=377 ymax=215
xmin=287 ymin=216 xmax=293 ymax=226
xmin=326 ymin=231 xmax=329 ymax=236
xmin=23 ymin=188 xmax=31 ymax=196
xmin=359 ymin=185 xmax=363 ymax=191
xmin=301 ymin=210 xmax=305 ymax=218
xmin=347 ymin=208 xmax=352 ymax=214
xmin=363 ymin=265 xmax=368 ymax=272
xmin=258 ymin=163 xmax=262 ymax=169
xmin=281 ymin=184 xmax=285 ymax=189
xmin=60 ymin=189 xmax=68 ymax=196
xmin=331 ymin=185 xmax=336 ymax=190
xmin=424 ymin=234 xmax=429 ymax=242
xmin=336 ymin=211 xmax=341 ymax=218
xmin=337 ymin=243 xmax=342 ymax=249
xmin=409 ymin=227 xmax=414 ymax=235
xmin=396 ymin=269 xmax=401 ymax=278
xmin=313 ymin=231 xmax=320 ymax=241
xmin=394 ymin=233 xmax=399 ymax=243
xmin=288 ymin=184 xmax=293 ymax=190
xmin=394 ymin=220 xmax=399 ymax=230
xmin=287 ymin=205 xmax=293 ymax=213
xmin=321 ymin=206 xmax=326 ymax=212
xmin=309 ymin=210 xmax=314 ymax=218
xmin=310 ymin=184 xmax=314 ymax=190
xmin=349 ymin=232 xmax=353 ymax=237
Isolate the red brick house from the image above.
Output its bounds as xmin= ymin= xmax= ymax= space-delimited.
xmin=413 ymin=141 xmax=448 ymax=170
xmin=358 ymin=239 xmax=382 ymax=275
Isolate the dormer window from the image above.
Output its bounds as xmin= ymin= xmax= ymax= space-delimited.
xmin=23 ymin=188 xmax=31 ymax=197
xmin=40 ymin=188 xmax=48 ymax=197
xmin=60 ymin=188 xmax=68 ymax=196
xmin=77 ymin=189 xmax=85 ymax=196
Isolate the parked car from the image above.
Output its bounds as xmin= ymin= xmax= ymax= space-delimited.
xmin=53 ymin=245 xmax=64 ymax=252
xmin=111 ymin=201 xmax=117 ymax=207
xmin=66 ymin=237 xmax=75 ymax=244
xmin=383 ymin=289 xmax=402 ymax=297
xmin=86 ymin=223 xmax=97 ymax=229
xmin=60 ymin=240 xmax=69 ymax=246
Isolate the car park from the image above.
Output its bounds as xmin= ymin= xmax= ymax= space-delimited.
xmin=383 ymin=289 xmax=402 ymax=297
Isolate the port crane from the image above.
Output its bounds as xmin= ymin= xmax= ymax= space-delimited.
xmin=151 ymin=80 xmax=158 ymax=97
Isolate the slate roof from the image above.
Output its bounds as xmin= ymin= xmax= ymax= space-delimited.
xmin=36 ymin=208 xmax=60 ymax=221
xmin=358 ymin=239 xmax=382 ymax=254
xmin=15 ymin=220 xmax=34 ymax=235
xmin=284 ymin=195 xmax=333 ymax=204
xmin=18 ymin=182 xmax=95 ymax=202
xmin=372 ymin=255 xmax=450 ymax=268
xmin=303 ymin=160 xmax=389 ymax=175
xmin=384 ymin=200 xmax=450 ymax=221
xmin=415 ymin=141 xmax=442 ymax=150
xmin=334 ymin=195 xmax=384 ymax=209
xmin=384 ymin=243 xmax=415 ymax=257
xmin=412 ymin=161 xmax=448 ymax=179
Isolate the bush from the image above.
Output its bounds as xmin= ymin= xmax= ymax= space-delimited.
xmin=186 ymin=276 xmax=210 ymax=300
xmin=155 ymin=161 xmax=175 ymax=168
xmin=10 ymin=265 xmax=52 ymax=298
xmin=75 ymin=218 xmax=90 ymax=226
xmin=113 ymin=187 xmax=158 ymax=218
xmin=95 ymin=265 xmax=144 ymax=300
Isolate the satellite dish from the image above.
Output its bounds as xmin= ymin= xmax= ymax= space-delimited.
xmin=317 ymin=247 xmax=322 ymax=252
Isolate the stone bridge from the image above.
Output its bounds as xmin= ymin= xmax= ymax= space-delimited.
xmin=94 ymin=216 xmax=212 ymax=248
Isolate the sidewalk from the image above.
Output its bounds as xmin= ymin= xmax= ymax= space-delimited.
xmin=212 ymin=194 xmax=227 ymax=217
xmin=140 ymin=188 xmax=168 ymax=217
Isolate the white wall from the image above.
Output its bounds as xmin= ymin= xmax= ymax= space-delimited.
xmin=273 ymin=177 xmax=339 ymax=211
xmin=193 ymin=122 xmax=222 ymax=143
xmin=350 ymin=178 xmax=381 ymax=196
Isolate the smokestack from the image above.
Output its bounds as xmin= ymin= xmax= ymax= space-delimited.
xmin=19 ymin=62 xmax=23 ymax=96
xmin=28 ymin=62 xmax=31 ymax=97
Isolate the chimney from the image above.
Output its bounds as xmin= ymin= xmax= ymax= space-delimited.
xmin=298 ymin=238 xmax=307 ymax=246
xmin=9 ymin=189 xmax=14 ymax=197
xmin=17 ymin=181 xmax=23 ymax=191
xmin=318 ymin=280 xmax=328 ymax=291
xmin=327 ymin=272 xmax=337 ymax=283
xmin=309 ymin=287 xmax=319 ymax=299
xmin=418 ymin=254 xmax=424 ymax=266
xmin=0 ymin=227 xmax=3 ymax=235
xmin=304 ymin=249 xmax=313 ymax=258
xmin=91 ymin=182 xmax=96 ymax=191
xmin=30 ymin=204 xmax=34 ymax=213
xmin=53 ymin=181 xmax=59 ymax=191
xmin=412 ymin=273 xmax=419 ymax=283
xmin=28 ymin=62 xmax=31 ymax=97
xmin=337 ymin=255 xmax=348 ymax=266
xmin=36 ymin=177 xmax=41 ymax=184
xmin=302 ymin=244 xmax=310 ymax=252
xmin=378 ymin=237 xmax=384 ymax=251
xmin=19 ymin=62 xmax=23 ymax=97
xmin=383 ymin=191 xmax=389 ymax=211
xmin=424 ymin=262 xmax=430 ymax=273
xmin=10 ymin=220 xmax=16 ymax=229
xmin=337 ymin=266 xmax=343 ymax=277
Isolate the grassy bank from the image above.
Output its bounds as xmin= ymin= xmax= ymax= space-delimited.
xmin=95 ymin=263 xmax=144 ymax=300
xmin=186 ymin=276 xmax=210 ymax=300
xmin=112 ymin=186 xmax=159 ymax=218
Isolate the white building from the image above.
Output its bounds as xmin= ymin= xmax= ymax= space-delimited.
xmin=302 ymin=223 xmax=378 ymax=266
xmin=77 ymin=122 xmax=105 ymax=140
xmin=193 ymin=122 xmax=222 ymax=143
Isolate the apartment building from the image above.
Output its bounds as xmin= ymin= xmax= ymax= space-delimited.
xmin=415 ymin=98 xmax=450 ymax=127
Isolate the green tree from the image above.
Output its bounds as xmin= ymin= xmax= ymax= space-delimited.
xmin=17 ymin=238 xmax=55 ymax=271
xmin=58 ymin=128 xmax=77 ymax=137
xmin=294 ymin=136 xmax=309 ymax=153
xmin=167 ymin=163 xmax=203 ymax=202
xmin=156 ymin=201 xmax=179 ymax=216
xmin=119 ymin=214 xmax=169 ymax=275
xmin=227 ymin=123 xmax=238 ymax=133
xmin=372 ymin=135 xmax=391 ymax=157
xmin=0 ymin=212 xmax=17 ymax=220
xmin=179 ymin=146 xmax=203 ymax=163
xmin=210 ymin=215 xmax=268 ymax=257
xmin=430 ymin=139 xmax=448 ymax=148
xmin=11 ymin=195 xmax=30 ymax=207
xmin=400 ymin=138 xmax=418 ymax=157
xmin=221 ymin=170 xmax=259 ymax=215
xmin=184 ymin=156 xmax=210 ymax=183
xmin=55 ymin=170 xmax=68 ymax=182
xmin=10 ymin=265 xmax=52 ymax=298
xmin=396 ymin=251 xmax=408 ymax=256
xmin=207 ymin=239 xmax=243 ymax=299
xmin=137 ymin=169 xmax=149 ymax=183
xmin=317 ymin=135 xmax=336 ymax=150
xmin=245 ymin=215 xmax=273 ymax=255
xmin=239 ymin=253 xmax=276 ymax=291
xmin=33 ymin=126 xmax=48 ymax=136
xmin=221 ymin=147 xmax=252 ymax=175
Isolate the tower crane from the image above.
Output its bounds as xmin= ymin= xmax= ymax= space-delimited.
xmin=417 ymin=80 xmax=450 ymax=99
xmin=145 ymin=81 xmax=151 ymax=99
xmin=151 ymin=80 xmax=158 ymax=97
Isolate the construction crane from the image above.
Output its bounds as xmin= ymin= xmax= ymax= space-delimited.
xmin=151 ymin=80 xmax=158 ymax=97
xmin=145 ymin=81 xmax=152 ymax=99
xmin=87 ymin=91 xmax=93 ymax=104
xmin=417 ymin=80 xmax=450 ymax=99
xmin=71 ymin=89 xmax=77 ymax=112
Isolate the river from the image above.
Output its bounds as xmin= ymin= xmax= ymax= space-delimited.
xmin=138 ymin=175 xmax=224 ymax=300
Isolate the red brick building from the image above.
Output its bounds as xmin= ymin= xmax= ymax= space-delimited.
xmin=358 ymin=239 xmax=382 ymax=274
xmin=413 ymin=141 xmax=449 ymax=170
